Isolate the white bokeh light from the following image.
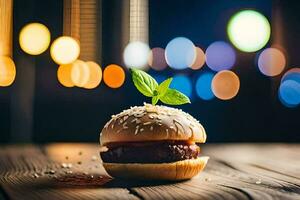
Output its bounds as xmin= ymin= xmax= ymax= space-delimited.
xmin=227 ymin=10 xmax=271 ymax=52
xmin=123 ymin=41 xmax=150 ymax=69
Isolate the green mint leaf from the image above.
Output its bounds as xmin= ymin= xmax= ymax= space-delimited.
xmin=160 ymin=88 xmax=191 ymax=105
xmin=157 ymin=78 xmax=173 ymax=97
xmin=130 ymin=68 xmax=158 ymax=97
xmin=152 ymin=96 xmax=159 ymax=105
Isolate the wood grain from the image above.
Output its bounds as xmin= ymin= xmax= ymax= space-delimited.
xmin=0 ymin=143 xmax=299 ymax=200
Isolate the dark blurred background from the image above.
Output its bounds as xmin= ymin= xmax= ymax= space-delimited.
xmin=0 ymin=0 xmax=299 ymax=144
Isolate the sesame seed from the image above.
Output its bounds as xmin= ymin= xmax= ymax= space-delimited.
xmin=140 ymin=128 xmax=144 ymax=132
xmin=255 ymin=179 xmax=262 ymax=184
xmin=61 ymin=163 xmax=68 ymax=168
xmin=135 ymin=128 xmax=139 ymax=135
xmin=150 ymin=126 xmax=153 ymax=131
xmin=33 ymin=173 xmax=39 ymax=178
xmin=91 ymin=156 xmax=97 ymax=161
xmin=143 ymin=122 xmax=152 ymax=125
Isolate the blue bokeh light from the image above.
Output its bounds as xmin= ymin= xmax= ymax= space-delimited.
xmin=153 ymin=74 xmax=166 ymax=84
xmin=281 ymin=68 xmax=300 ymax=84
xmin=170 ymin=75 xmax=192 ymax=97
xmin=195 ymin=72 xmax=215 ymax=100
xmin=205 ymin=41 xmax=236 ymax=72
xmin=279 ymin=80 xmax=300 ymax=107
xmin=165 ymin=37 xmax=196 ymax=70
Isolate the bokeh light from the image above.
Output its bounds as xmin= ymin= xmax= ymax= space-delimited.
xmin=212 ymin=70 xmax=240 ymax=100
xmin=50 ymin=36 xmax=80 ymax=65
xmin=153 ymin=74 xmax=166 ymax=84
xmin=148 ymin=47 xmax=167 ymax=71
xmin=281 ymin=68 xmax=300 ymax=84
xmin=278 ymin=80 xmax=300 ymax=107
xmin=123 ymin=41 xmax=150 ymax=69
xmin=0 ymin=56 xmax=16 ymax=87
xmin=190 ymin=47 xmax=206 ymax=70
xmin=165 ymin=37 xmax=196 ymax=70
xmin=206 ymin=41 xmax=236 ymax=72
xmin=103 ymin=64 xmax=125 ymax=88
xmin=70 ymin=60 xmax=90 ymax=87
xmin=170 ymin=75 xmax=192 ymax=97
xmin=195 ymin=72 xmax=215 ymax=100
xmin=227 ymin=10 xmax=271 ymax=52
xmin=19 ymin=23 xmax=50 ymax=55
xmin=57 ymin=63 xmax=74 ymax=87
xmin=84 ymin=61 xmax=102 ymax=89
xmin=257 ymin=48 xmax=286 ymax=76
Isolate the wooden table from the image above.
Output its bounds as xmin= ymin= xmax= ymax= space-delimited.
xmin=0 ymin=143 xmax=299 ymax=200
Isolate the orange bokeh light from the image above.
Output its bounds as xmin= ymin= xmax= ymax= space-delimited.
xmin=103 ymin=64 xmax=125 ymax=88
xmin=0 ymin=56 xmax=16 ymax=87
xmin=83 ymin=61 xmax=102 ymax=89
xmin=71 ymin=60 xmax=90 ymax=87
xmin=258 ymin=48 xmax=286 ymax=76
xmin=190 ymin=47 xmax=206 ymax=70
xmin=212 ymin=70 xmax=240 ymax=100
xmin=57 ymin=63 xmax=74 ymax=87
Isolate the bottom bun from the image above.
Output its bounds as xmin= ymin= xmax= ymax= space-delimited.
xmin=103 ymin=156 xmax=209 ymax=181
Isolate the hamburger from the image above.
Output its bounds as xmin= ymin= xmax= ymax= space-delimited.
xmin=99 ymin=103 xmax=208 ymax=180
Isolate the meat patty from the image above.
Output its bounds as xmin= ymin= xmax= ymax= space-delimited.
xmin=100 ymin=141 xmax=200 ymax=163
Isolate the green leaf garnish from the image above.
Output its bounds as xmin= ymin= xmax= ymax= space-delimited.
xmin=157 ymin=78 xmax=173 ymax=97
xmin=130 ymin=68 xmax=191 ymax=106
xmin=152 ymin=95 xmax=159 ymax=105
xmin=160 ymin=89 xmax=191 ymax=105
xmin=130 ymin=68 xmax=158 ymax=97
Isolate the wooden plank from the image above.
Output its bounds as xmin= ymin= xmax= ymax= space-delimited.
xmin=0 ymin=145 xmax=139 ymax=200
xmin=0 ymin=144 xmax=299 ymax=200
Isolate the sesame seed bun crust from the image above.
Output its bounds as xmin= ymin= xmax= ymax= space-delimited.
xmin=103 ymin=156 xmax=209 ymax=180
xmin=100 ymin=103 xmax=206 ymax=146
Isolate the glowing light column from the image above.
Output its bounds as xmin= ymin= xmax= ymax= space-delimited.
xmin=0 ymin=0 xmax=16 ymax=87
xmin=124 ymin=0 xmax=150 ymax=69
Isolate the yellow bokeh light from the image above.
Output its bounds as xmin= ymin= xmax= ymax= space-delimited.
xmin=103 ymin=64 xmax=125 ymax=88
xmin=19 ymin=23 xmax=51 ymax=55
xmin=212 ymin=70 xmax=240 ymax=100
xmin=70 ymin=60 xmax=90 ymax=87
xmin=0 ymin=56 xmax=16 ymax=87
xmin=57 ymin=63 xmax=74 ymax=87
xmin=50 ymin=36 xmax=80 ymax=65
xmin=83 ymin=61 xmax=102 ymax=89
